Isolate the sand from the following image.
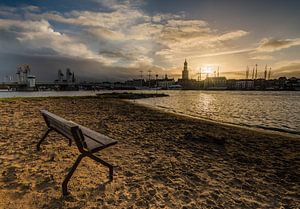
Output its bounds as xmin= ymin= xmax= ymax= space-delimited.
xmin=0 ymin=96 xmax=299 ymax=208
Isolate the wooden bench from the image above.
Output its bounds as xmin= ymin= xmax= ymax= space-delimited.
xmin=37 ymin=110 xmax=118 ymax=196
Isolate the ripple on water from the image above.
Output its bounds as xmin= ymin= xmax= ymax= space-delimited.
xmin=136 ymin=91 xmax=300 ymax=136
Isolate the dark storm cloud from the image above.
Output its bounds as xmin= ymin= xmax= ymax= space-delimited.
xmin=0 ymin=52 xmax=165 ymax=82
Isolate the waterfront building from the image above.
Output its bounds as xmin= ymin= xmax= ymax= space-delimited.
xmin=177 ymin=59 xmax=200 ymax=89
xmin=203 ymin=77 xmax=227 ymax=90
xmin=16 ymin=64 xmax=31 ymax=84
xmin=66 ymin=68 xmax=73 ymax=82
xmin=125 ymin=79 xmax=145 ymax=87
xmin=234 ymin=79 xmax=254 ymax=90
xmin=27 ymin=75 xmax=36 ymax=88
xmin=55 ymin=68 xmax=76 ymax=84
xmin=286 ymin=77 xmax=300 ymax=90
xmin=182 ymin=59 xmax=189 ymax=80
xmin=157 ymin=74 xmax=175 ymax=89
xmin=57 ymin=69 xmax=64 ymax=82
xmin=254 ymin=78 xmax=267 ymax=90
xmin=15 ymin=64 xmax=37 ymax=90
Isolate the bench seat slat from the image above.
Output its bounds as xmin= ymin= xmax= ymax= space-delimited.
xmin=50 ymin=120 xmax=74 ymax=140
xmin=79 ymin=125 xmax=117 ymax=151
xmin=41 ymin=110 xmax=70 ymax=124
xmin=41 ymin=110 xmax=76 ymax=141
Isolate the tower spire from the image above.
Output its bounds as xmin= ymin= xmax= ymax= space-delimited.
xmin=268 ymin=67 xmax=272 ymax=80
xmin=246 ymin=66 xmax=249 ymax=79
xmin=264 ymin=65 xmax=268 ymax=80
xmin=182 ymin=59 xmax=189 ymax=80
xmin=255 ymin=64 xmax=258 ymax=79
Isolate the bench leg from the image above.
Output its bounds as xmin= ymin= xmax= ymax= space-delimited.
xmin=88 ymin=155 xmax=114 ymax=181
xmin=62 ymin=154 xmax=84 ymax=196
xmin=37 ymin=128 xmax=52 ymax=151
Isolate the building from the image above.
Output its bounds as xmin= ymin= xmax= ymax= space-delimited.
xmin=66 ymin=68 xmax=73 ymax=82
xmin=124 ymin=79 xmax=145 ymax=88
xmin=287 ymin=77 xmax=300 ymax=90
xmin=234 ymin=79 xmax=254 ymax=90
xmin=16 ymin=64 xmax=31 ymax=84
xmin=203 ymin=77 xmax=227 ymax=89
xmin=57 ymin=69 xmax=64 ymax=82
xmin=27 ymin=75 xmax=36 ymax=88
xmin=15 ymin=64 xmax=36 ymax=91
xmin=177 ymin=59 xmax=202 ymax=89
xmin=157 ymin=74 xmax=175 ymax=89
xmin=182 ymin=59 xmax=189 ymax=80
xmin=55 ymin=68 xmax=76 ymax=83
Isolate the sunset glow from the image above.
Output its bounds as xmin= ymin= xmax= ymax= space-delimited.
xmin=201 ymin=65 xmax=214 ymax=75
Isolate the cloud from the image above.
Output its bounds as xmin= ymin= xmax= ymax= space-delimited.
xmin=157 ymin=22 xmax=248 ymax=49
xmin=0 ymin=3 xmax=250 ymax=80
xmin=250 ymin=55 xmax=274 ymax=60
xmin=22 ymin=5 xmax=40 ymax=12
xmin=24 ymin=4 xmax=249 ymax=63
xmin=217 ymin=30 xmax=249 ymax=42
xmin=85 ymin=27 xmax=124 ymax=40
xmin=166 ymin=19 xmax=208 ymax=27
xmin=256 ymin=37 xmax=300 ymax=52
xmin=276 ymin=63 xmax=300 ymax=73
xmin=194 ymin=48 xmax=253 ymax=59
xmin=29 ymin=6 xmax=147 ymax=29
xmin=270 ymin=60 xmax=300 ymax=77
xmin=0 ymin=19 xmax=102 ymax=60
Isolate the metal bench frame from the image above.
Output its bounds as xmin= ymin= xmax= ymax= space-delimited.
xmin=37 ymin=110 xmax=117 ymax=196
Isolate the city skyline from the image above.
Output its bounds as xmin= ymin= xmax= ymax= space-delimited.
xmin=0 ymin=0 xmax=300 ymax=81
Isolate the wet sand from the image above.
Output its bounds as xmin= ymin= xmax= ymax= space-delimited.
xmin=0 ymin=97 xmax=299 ymax=208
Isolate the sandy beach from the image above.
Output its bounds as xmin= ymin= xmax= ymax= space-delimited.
xmin=0 ymin=96 xmax=299 ymax=208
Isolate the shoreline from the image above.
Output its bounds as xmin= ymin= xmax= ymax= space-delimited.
xmin=132 ymin=100 xmax=300 ymax=139
xmin=1 ymin=94 xmax=299 ymax=139
xmin=0 ymin=96 xmax=299 ymax=208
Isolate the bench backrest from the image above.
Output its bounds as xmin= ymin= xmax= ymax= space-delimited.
xmin=40 ymin=110 xmax=86 ymax=151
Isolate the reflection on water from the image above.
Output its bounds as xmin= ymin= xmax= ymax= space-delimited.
xmin=136 ymin=91 xmax=300 ymax=136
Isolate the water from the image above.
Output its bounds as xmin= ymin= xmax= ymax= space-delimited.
xmin=135 ymin=91 xmax=300 ymax=136
xmin=1 ymin=90 xmax=299 ymax=136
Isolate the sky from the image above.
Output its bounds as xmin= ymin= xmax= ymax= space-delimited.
xmin=0 ymin=0 xmax=300 ymax=82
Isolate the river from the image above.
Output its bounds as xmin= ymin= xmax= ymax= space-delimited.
xmin=136 ymin=91 xmax=300 ymax=136
xmin=1 ymin=90 xmax=299 ymax=136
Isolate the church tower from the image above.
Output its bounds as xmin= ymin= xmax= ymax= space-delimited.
xmin=182 ymin=59 xmax=189 ymax=80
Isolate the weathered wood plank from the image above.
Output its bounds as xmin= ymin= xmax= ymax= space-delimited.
xmin=79 ymin=125 xmax=117 ymax=150
xmin=41 ymin=110 xmax=117 ymax=152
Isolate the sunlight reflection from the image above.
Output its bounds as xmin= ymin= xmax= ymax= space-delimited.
xmin=198 ymin=93 xmax=214 ymax=112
